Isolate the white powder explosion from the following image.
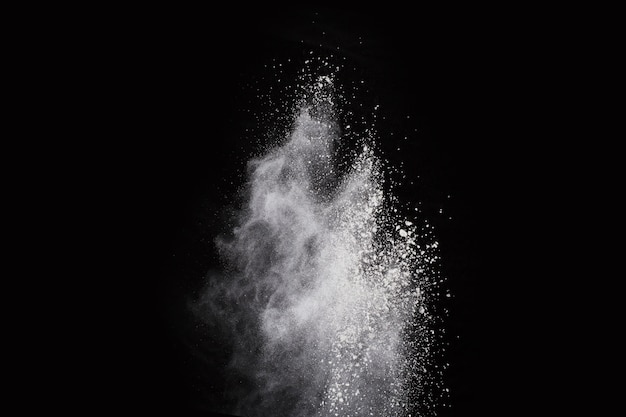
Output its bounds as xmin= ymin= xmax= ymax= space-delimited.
xmin=197 ymin=64 xmax=443 ymax=416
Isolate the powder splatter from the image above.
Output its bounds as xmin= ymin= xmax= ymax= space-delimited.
xmin=196 ymin=58 xmax=445 ymax=417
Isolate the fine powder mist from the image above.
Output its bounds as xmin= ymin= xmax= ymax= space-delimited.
xmin=195 ymin=65 xmax=444 ymax=416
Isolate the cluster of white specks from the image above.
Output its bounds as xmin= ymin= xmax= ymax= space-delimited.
xmin=203 ymin=54 xmax=446 ymax=417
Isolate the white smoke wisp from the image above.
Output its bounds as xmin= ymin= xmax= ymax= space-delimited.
xmin=196 ymin=74 xmax=440 ymax=417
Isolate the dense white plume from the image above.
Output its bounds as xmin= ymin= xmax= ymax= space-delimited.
xmin=196 ymin=72 xmax=441 ymax=416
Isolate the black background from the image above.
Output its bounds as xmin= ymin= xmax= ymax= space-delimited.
xmin=88 ymin=5 xmax=559 ymax=416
